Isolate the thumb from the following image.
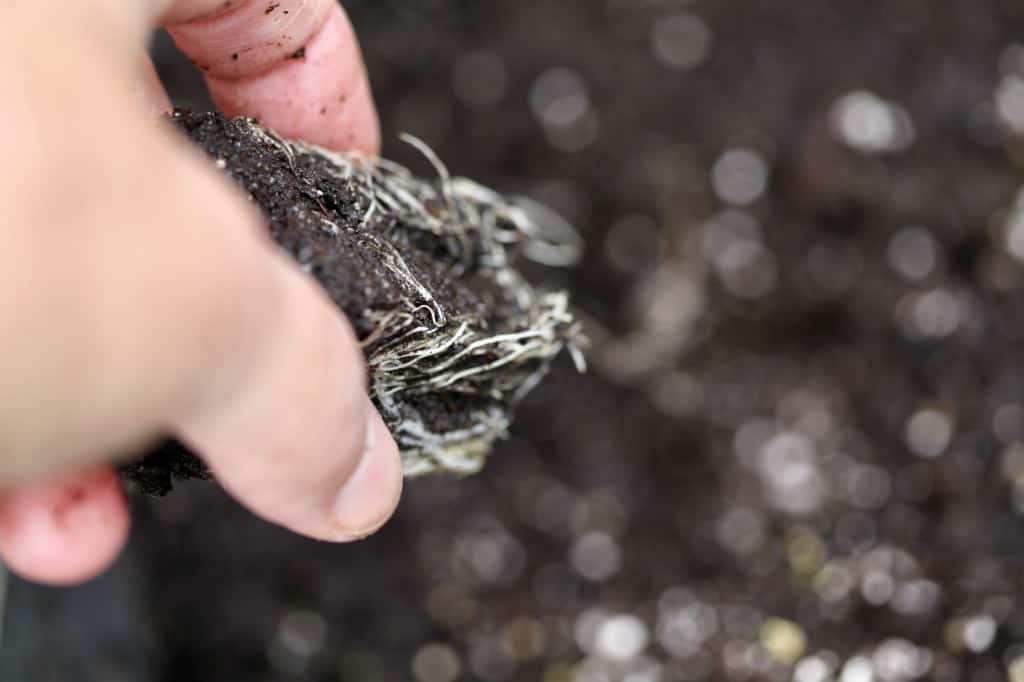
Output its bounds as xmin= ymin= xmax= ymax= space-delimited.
xmin=171 ymin=239 xmax=404 ymax=541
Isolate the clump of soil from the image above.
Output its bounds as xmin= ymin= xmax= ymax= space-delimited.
xmin=121 ymin=111 xmax=582 ymax=495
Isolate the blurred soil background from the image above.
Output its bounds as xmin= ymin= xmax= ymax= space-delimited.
xmin=9 ymin=1 xmax=1024 ymax=680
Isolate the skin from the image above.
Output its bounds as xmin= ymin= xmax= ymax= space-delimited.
xmin=0 ymin=0 xmax=403 ymax=585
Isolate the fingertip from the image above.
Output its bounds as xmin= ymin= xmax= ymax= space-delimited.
xmin=165 ymin=0 xmax=334 ymax=78
xmin=0 ymin=468 xmax=130 ymax=586
xmin=328 ymin=404 xmax=403 ymax=541
xmin=174 ymin=257 xmax=394 ymax=544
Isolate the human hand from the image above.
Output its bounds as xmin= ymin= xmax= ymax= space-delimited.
xmin=0 ymin=0 xmax=402 ymax=585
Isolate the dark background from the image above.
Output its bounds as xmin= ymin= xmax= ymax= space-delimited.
xmin=7 ymin=0 xmax=1024 ymax=680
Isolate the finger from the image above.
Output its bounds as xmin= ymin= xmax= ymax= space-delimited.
xmin=162 ymin=0 xmax=334 ymax=78
xmin=0 ymin=467 xmax=129 ymax=586
xmin=165 ymin=1 xmax=379 ymax=153
xmin=171 ymin=248 xmax=404 ymax=542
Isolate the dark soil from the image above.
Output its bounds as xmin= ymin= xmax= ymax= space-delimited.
xmin=172 ymin=112 xmax=486 ymax=335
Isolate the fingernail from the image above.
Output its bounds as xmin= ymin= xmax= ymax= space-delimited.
xmin=329 ymin=403 xmax=401 ymax=540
